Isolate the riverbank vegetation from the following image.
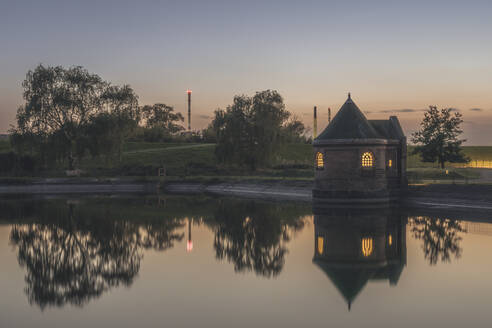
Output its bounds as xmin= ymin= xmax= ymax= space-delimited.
xmin=2 ymin=64 xmax=489 ymax=183
xmin=1 ymin=136 xmax=490 ymax=182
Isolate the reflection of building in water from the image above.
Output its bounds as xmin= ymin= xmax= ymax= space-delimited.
xmin=313 ymin=208 xmax=407 ymax=310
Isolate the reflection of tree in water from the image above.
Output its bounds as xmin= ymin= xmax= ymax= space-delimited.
xmin=409 ymin=216 xmax=466 ymax=265
xmin=9 ymin=202 xmax=184 ymax=310
xmin=208 ymin=200 xmax=307 ymax=278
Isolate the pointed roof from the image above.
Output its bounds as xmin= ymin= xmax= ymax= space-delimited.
xmin=368 ymin=117 xmax=405 ymax=140
xmin=315 ymin=94 xmax=381 ymax=140
xmin=313 ymin=260 xmax=373 ymax=306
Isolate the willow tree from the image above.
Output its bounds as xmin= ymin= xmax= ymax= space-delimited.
xmin=11 ymin=64 xmax=139 ymax=169
xmin=212 ymin=90 xmax=290 ymax=170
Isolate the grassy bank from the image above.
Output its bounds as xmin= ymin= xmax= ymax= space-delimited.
xmin=1 ymin=138 xmax=491 ymax=182
xmin=407 ymin=146 xmax=492 ymax=168
xmin=0 ymin=139 xmax=10 ymax=154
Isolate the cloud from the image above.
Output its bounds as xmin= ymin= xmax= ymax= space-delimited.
xmin=449 ymin=107 xmax=460 ymax=112
xmin=469 ymin=108 xmax=483 ymax=112
xmin=370 ymin=108 xmax=424 ymax=114
xmin=198 ymin=114 xmax=212 ymax=119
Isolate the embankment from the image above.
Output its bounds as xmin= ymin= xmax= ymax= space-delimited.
xmin=1 ymin=177 xmax=491 ymax=213
xmin=163 ymin=180 xmax=492 ymax=213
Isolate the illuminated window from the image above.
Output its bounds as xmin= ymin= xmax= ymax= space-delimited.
xmin=361 ymin=152 xmax=374 ymax=167
xmin=361 ymin=237 xmax=374 ymax=257
xmin=388 ymin=159 xmax=393 ymax=168
xmin=317 ymin=236 xmax=324 ymax=255
xmin=316 ymin=152 xmax=324 ymax=169
xmin=388 ymin=234 xmax=393 ymax=246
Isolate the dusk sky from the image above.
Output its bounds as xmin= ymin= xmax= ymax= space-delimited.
xmin=1 ymin=0 xmax=491 ymax=144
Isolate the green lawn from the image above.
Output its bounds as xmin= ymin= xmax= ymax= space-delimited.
xmin=407 ymin=145 xmax=492 ymax=168
xmin=0 ymin=139 xmax=11 ymax=154
xmin=3 ymin=136 xmax=492 ymax=179
xmin=79 ymin=143 xmax=217 ymax=176
xmin=122 ymin=142 xmax=186 ymax=153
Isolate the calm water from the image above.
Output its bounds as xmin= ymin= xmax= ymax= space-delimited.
xmin=0 ymin=195 xmax=491 ymax=328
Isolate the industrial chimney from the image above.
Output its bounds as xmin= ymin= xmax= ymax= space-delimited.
xmin=313 ymin=106 xmax=318 ymax=139
xmin=186 ymin=89 xmax=192 ymax=131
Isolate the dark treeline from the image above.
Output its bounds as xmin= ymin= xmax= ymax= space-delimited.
xmin=7 ymin=65 xmax=187 ymax=173
xmin=4 ymin=65 xmax=308 ymax=175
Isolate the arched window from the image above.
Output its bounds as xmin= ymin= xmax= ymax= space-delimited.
xmin=361 ymin=152 xmax=374 ymax=167
xmin=316 ymin=152 xmax=324 ymax=169
xmin=361 ymin=237 xmax=374 ymax=257
xmin=388 ymin=159 xmax=393 ymax=168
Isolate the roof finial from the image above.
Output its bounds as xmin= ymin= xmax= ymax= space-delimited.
xmin=348 ymin=92 xmax=351 ymax=100
xmin=348 ymin=301 xmax=351 ymax=311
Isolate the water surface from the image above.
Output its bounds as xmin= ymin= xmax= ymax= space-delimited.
xmin=0 ymin=195 xmax=491 ymax=328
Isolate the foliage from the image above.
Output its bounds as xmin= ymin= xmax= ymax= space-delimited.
xmin=140 ymin=103 xmax=184 ymax=141
xmin=10 ymin=64 xmax=140 ymax=170
xmin=412 ymin=106 xmax=469 ymax=169
xmin=281 ymin=115 xmax=310 ymax=143
xmin=211 ymin=90 xmax=295 ymax=170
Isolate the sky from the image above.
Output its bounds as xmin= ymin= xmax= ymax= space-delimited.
xmin=1 ymin=0 xmax=491 ymax=144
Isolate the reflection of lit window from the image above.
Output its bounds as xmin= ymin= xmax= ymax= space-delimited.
xmin=388 ymin=234 xmax=392 ymax=246
xmin=361 ymin=237 xmax=373 ymax=257
xmin=316 ymin=152 xmax=324 ymax=169
xmin=317 ymin=236 xmax=324 ymax=255
xmin=388 ymin=159 xmax=392 ymax=168
xmin=361 ymin=152 xmax=374 ymax=167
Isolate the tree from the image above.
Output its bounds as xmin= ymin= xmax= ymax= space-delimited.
xmin=140 ymin=103 xmax=184 ymax=141
xmin=86 ymin=85 xmax=140 ymax=162
xmin=410 ymin=216 xmax=465 ymax=265
xmin=412 ymin=106 xmax=469 ymax=169
xmin=10 ymin=64 xmax=140 ymax=169
xmin=212 ymin=90 xmax=290 ymax=170
xmin=12 ymin=65 xmax=106 ymax=169
xmin=281 ymin=115 xmax=308 ymax=143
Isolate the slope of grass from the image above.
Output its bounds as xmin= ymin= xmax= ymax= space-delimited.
xmin=75 ymin=142 xmax=492 ymax=178
xmin=407 ymin=146 xmax=492 ymax=168
xmin=407 ymin=167 xmax=480 ymax=181
xmin=122 ymin=142 xmax=185 ymax=153
xmin=0 ymin=139 xmax=11 ymax=154
xmin=3 ymin=137 xmax=492 ymax=179
xmin=275 ymin=143 xmax=313 ymax=166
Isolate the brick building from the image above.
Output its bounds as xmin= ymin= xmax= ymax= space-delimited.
xmin=313 ymin=94 xmax=407 ymax=204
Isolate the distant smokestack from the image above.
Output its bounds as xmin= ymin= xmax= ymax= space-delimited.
xmin=328 ymin=107 xmax=331 ymax=124
xmin=313 ymin=106 xmax=317 ymax=139
xmin=187 ymin=89 xmax=192 ymax=131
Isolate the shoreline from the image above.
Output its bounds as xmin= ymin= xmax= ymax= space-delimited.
xmin=163 ymin=181 xmax=492 ymax=213
xmin=1 ymin=178 xmax=492 ymax=214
